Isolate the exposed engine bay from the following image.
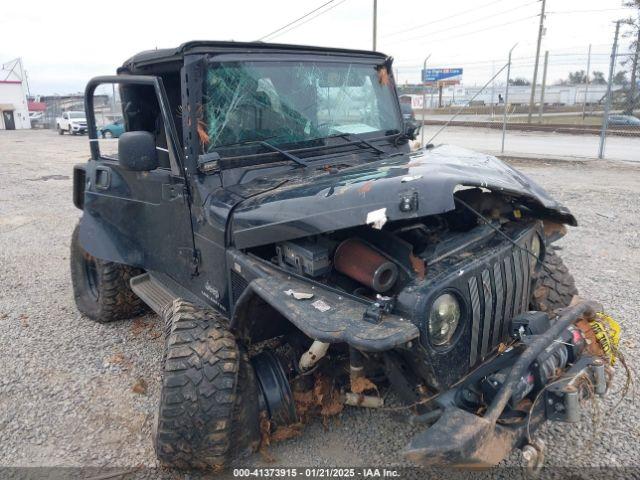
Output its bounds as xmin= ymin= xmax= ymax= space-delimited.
xmin=229 ymin=187 xmax=619 ymax=468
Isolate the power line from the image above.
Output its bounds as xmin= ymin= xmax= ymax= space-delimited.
xmin=382 ymin=0 xmax=509 ymax=38
xmin=385 ymin=0 xmax=539 ymax=46
xmin=547 ymin=7 xmax=634 ymax=15
xmin=267 ymin=0 xmax=349 ymax=41
xmin=391 ymin=14 xmax=539 ymax=47
xmin=256 ymin=0 xmax=338 ymax=41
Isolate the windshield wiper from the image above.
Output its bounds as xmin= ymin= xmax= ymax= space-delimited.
xmin=337 ymin=133 xmax=387 ymax=155
xmin=258 ymin=140 xmax=308 ymax=167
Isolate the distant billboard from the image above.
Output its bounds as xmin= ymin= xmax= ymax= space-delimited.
xmin=421 ymin=68 xmax=463 ymax=84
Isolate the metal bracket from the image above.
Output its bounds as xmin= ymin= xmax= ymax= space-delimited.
xmin=178 ymin=247 xmax=200 ymax=275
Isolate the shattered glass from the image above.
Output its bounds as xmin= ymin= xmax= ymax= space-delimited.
xmin=202 ymin=61 xmax=401 ymax=153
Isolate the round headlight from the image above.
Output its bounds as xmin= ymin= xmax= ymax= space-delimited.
xmin=428 ymin=293 xmax=461 ymax=346
xmin=530 ymin=234 xmax=542 ymax=269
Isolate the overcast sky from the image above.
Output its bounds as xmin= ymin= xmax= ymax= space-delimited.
xmin=1 ymin=0 xmax=636 ymax=95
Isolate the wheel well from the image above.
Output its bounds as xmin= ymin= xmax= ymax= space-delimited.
xmin=232 ymin=291 xmax=301 ymax=346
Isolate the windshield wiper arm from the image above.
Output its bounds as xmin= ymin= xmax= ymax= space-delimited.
xmin=259 ymin=140 xmax=308 ymax=167
xmin=337 ymin=133 xmax=387 ymax=155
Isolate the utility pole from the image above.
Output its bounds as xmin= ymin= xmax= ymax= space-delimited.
xmin=599 ymin=21 xmax=621 ymax=159
xmin=421 ymin=54 xmax=431 ymax=148
xmin=372 ymin=0 xmax=377 ymax=51
xmin=582 ymin=44 xmax=592 ymax=120
xmin=527 ymin=0 xmax=547 ymax=123
xmin=537 ymin=50 xmax=549 ymax=122
xmin=502 ymin=44 xmax=518 ymax=153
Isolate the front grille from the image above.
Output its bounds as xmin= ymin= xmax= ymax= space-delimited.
xmin=467 ymin=246 xmax=532 ymax=367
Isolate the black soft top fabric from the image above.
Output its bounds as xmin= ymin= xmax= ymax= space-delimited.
xmin=119 ymin=40 xmax=388 ymax=73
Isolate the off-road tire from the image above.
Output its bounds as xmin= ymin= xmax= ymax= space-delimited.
xmin=70 ymin=223 xmax=146 ymax=322
xmin=155 ymin=300 xmax=260 ymax=470
xmin=530 ymin=249 xmax=578 ymax=313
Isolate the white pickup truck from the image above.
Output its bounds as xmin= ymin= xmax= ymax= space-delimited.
xmin=56 ymin=111 xmax=87 ymax=135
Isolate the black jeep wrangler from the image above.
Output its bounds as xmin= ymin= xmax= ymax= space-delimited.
xmin=70 ymin=41 xmax=612 ymax=471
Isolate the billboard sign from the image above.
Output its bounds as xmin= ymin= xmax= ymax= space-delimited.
xmin=421 ymin=68 xmax=463 ymax=84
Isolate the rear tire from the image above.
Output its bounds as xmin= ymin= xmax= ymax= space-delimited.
xmin=530 ymin=249 xmax=578 ymax=313
xmin=70 ymin=223 xmax=146 ymax=322
xmin=154 ymin=300 xmax=260 ymax=470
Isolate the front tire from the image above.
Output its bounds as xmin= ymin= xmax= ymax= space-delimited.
xmin=70 ymin=223 xmax=146 ymax=322
xmin=530 ymin=249 xmax=578 ymax=313
xmin=154 ymin=300 xmax=260 ymax=470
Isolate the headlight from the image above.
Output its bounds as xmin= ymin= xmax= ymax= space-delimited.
xmin=529 ymin=234 xmax=542 ymax=269
xmin=428 ymin=293 xmax=461 ymax=346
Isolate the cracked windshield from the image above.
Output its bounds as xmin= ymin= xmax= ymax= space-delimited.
xmin=201 ymin=61 xmax=401 ymax=153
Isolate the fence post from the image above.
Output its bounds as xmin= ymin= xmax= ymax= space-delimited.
xmin=420 ymin=54 xmax=431 ymax=148
xmin=582 ymin=44 xmax=592 ymax=121
xmin=537 ymin=51 xmax=549 ymax=123
xmin=501 ymin=44 xmax=517 ymax=154
xmin=598 ymin=21 xmax=620 ymax=159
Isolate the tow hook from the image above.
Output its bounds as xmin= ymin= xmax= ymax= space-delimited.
xmin=522 ymin=438 xmax=545 ymax=474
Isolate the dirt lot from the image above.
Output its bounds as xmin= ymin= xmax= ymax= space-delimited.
xmin=1 ymin=129 xmax=638 ymax=474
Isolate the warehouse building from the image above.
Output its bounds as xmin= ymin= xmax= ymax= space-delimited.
xmin=1 ymin=58 xmax=31 ymax=130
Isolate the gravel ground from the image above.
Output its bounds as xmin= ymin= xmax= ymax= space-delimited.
xmin=0 ymin=129 xmax=638 ymax=476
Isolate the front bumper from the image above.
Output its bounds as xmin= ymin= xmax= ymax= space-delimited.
xmin=70 ymin=124 xmax=87 ymax=133
xmin=403 ymin=300 xmax=610 ymax=467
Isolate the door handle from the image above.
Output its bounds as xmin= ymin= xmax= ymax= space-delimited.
xmin=94 ymin=166 xmax=111 ymax=190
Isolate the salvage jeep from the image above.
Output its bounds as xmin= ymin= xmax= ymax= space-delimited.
xmin=70 ymin=41 xmax=618 ymax=471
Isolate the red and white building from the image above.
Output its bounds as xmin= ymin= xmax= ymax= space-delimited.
xmin=1 ymin=58 xmax=31 ymax=130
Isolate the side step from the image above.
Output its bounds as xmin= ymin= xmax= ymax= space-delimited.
xmin=130 ymin=273 xmax=178 ymax=315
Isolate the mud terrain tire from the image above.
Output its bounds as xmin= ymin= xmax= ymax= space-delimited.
xmin=530 ymin=249 xmax=578 ymax=313
xmin=70 ymin=223 xmax=146 ymax=322
xmin=155 ymin=300 xmax=260 ymax=470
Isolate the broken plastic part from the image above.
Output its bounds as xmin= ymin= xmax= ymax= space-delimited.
xmin=299 ymin=340 xmax=330 ymax=371
xmin=344 ymin=392 xmax=384 ymax=408
xmin=284 ymin=289 xmax=314 ymax=300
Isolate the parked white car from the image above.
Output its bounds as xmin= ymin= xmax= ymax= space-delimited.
xmin=56 ymin=111 xmax=87 ymax=135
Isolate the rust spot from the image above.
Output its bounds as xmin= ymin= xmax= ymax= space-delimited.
xmin=357 ymin=180 xmax=373 ymax=194
xmin=409 ymin=253 xmax=426 ymax=280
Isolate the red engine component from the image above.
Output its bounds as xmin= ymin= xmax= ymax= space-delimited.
xmin=333 ymin=238 xmax=398 ymax=293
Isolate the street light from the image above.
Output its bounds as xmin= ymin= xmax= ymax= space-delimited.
xmin=421 ymin=54 xmax=431 ymax=148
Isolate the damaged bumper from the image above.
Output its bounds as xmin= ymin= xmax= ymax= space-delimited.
xmin=403 ymin=300 xmax=611 ymax=468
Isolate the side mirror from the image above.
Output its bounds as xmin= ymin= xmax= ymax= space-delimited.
xmin=118 ymin=131 xmax=158 ymax=171
xmin=404 ymin=120 xmax=419 ymax=140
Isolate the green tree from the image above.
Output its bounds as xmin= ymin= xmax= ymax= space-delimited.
xmin=508 ymin=77 xmax=531 ymax=86
xmin=592 ymin=71 xmax=607 ymax=85
xmin=622 ymin=0 xmax=639 ymax=114
xmin=568 ymin=70 xmax=588 ymax=84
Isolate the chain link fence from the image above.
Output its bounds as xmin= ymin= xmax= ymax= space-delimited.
xmin=398 ymin=43 xmax=640 ymax=162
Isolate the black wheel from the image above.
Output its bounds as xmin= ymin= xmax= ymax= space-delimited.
xmin=530 ymin=249 xmax=578 ymax=313
xmin=154 ymin=300 xmax=260 ymax=470
xmin=57 ymin=125 xmax=64 ymax=135
xmin=70 ymin=223 xmax=146 ymax=322
xmin=103 ymin=130 xmax=114 ymax=139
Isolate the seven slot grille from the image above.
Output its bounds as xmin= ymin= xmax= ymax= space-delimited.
xmin=467 ymin=244 xmax=533 ymax=367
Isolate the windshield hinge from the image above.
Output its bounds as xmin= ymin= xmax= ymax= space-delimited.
xmin=197 ymin=152 xmax=220 ymax=174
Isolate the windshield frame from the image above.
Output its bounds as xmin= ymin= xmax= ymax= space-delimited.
xmin=201 ymin=54 xmax=404 ymax=158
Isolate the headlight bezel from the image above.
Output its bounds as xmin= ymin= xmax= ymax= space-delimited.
xmin=529 ymin=233 xmax=545 ymax=271
xmin=427 ymin=290 xmax=465 ymax=348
